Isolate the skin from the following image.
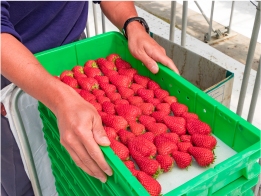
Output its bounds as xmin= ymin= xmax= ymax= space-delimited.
xmin=1 ymin=1 xmax=179 ymax=183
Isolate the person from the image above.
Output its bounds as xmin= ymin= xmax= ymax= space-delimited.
xmin=1 ymin=1 xmax=179 ymax=195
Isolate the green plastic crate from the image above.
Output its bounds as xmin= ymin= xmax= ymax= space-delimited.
xmin=36 ymin=32 xmax=261 ymax=196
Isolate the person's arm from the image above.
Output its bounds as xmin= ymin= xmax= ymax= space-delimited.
xmin=100 ymin=1 xmax=180 ymax=74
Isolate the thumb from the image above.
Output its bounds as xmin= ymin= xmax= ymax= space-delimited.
xmin=92 ymin=115 xmax=110 ymax=146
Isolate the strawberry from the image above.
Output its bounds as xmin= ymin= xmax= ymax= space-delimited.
xmin=124 ymin=160 xmax=135 ymax=169
xmin=98 ymin=111 xmax=107 ymax=118
xmin=106 ymin=92 xmax=121 ymax=103
xmin=177 ymin=142 xmax=193 ymax=153
xmin=191 ymin=134 xmax=217 ymax=150
xmin=139 ymin=103 xmax=154 ymax=115
xmin=101 ymin=68 xmax=118 ymax=77
xmin=116 ymin=104 xmax=142 ymax=122
xmin=180 ymin=135 xmax=192 ymax=143
xmin=73 ymin=88 xmax=81 ymax=94
xmin=109 ymin=75 xmax=132 ymax=88
xmin=130 ymin=83 xmax=144 ymax=95
xmin=97 ymin=58 xmax=117 ymax=70
xmin=147 ymin=80 xmax=161 ymax=91
xmin=127 ymin=96 xmax=144 ymax=106
xmin=62 ymin=76 xmax=79 ymax=88
xmin=60 ymin=70 xmax=73 ymax=80
xmin=138 ymin=115 xmax=156 ymax=126
xmin=157 ymin=142 xmax=178 ymax=156
xmin=151 ymin=111 xmax=169 ymax=123
xmin=129 ymin=121 xmax=145 ymax=136
xmin=110 ymin=139 xmax=129 ymax=161
xmin=118 ymin=129 xmax=136 ymax=146
xmin=188 ymin=147 xmax=214 ymax=167
xmin=117 ymin=86 xmax=134 ymax=99
xmin=129 ymin=168 xmax=139 ymax=177
xmin=84 ymin=60 xmax=99 ymax=68
xmin=114 ymin=99 xmax=129 ymax=105
xmin=106 ymin=53 xmax=121 ymax=63
xmin=79 ymin=90 xmax=96 ymax=102
xmin=99 ymin=83 xmax=116 ymax=94
xmin=146 ymin=123 xmax=168 ymax=136
xmin=96 ymin=96 xmax=110 ymax=104
xmin=118 ymin=68 xmax=138 ymax=80
xmin=156 ymin=103 xmax=171 ymax=114
xmin=146 ymin=98 xmax=161 ymax=106
xmin=104 ymin=127 xmax=118 ymax=140
xmin=78 ymin=77 xmax=99 ymax=91
xmin=115 ymin=58 xmax=132 ymax=70
xmin=137 ymin=88 xmax=154 ymax=101
xmin=94 ymin=75 xmax=109 ymax=84
xmin=83 ymin=67 xmax=102 ymax=78
xmin=102 ymin=115 xmax=128 ymax=131
xmin=186 ymin=118 xmax=211 ymax=135
xmin=133 ymin=75 xmax=151 ymax=88
xmin=163 ymin=116 xmax=186 ymax=135
xmin=137 ymin=132 xmax=155 ymax=143
xmin=72 ymin=65 xmax=84 ymax=73
xmin=102 ymin=101 xmax=115 ymax=115
xmin=92 ymin=89 xmax=105 ymax=97
xmin=74 ymin=72 xmax=87 ymax=80
xmin=154 ymin=89 xmax=169 ymax=101
xmin=156 ymin=155 xmax=174 ymax=172
xmin=137 ymin=171 xmax=162 ymax=196
xmin=163 ymin=96 xmax=178 ymax=105
xmin=171 ymin=102 xmax=188 ymax=117
xmin=155 ymin=133 xmax=180 ymax=145
xmin=89 ymin=100 xmax=102 ymax=111
xmin=53 ymin=76 xmax=61 ymax=80
xmin=128 ymin=137 xmax=157 ymax=158
xmin=171 ymin=151 xmax=192 ymax=169
xmin=181 ymin=112 xmax=199 ymax=120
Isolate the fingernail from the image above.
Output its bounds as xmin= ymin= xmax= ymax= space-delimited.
xmin=101 ymin=136 xmax=110 ymax=144
xmin=151 ymin=65 xmax=158 ymax=73
xmin=105 ymin=169 xmax=113 ymax=176
xmin=99 ymin=176 xmax=107 ymax=183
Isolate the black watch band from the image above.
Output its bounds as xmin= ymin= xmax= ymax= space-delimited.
xmin=122 ymin=17 xmax=150 ymax=39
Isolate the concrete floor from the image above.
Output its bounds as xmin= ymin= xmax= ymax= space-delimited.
xmin=134 ymin=1 xmax=260 ymax=71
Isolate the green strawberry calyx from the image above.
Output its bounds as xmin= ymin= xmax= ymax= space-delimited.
xmin=152 ymin=167 xmax=164 ymax=179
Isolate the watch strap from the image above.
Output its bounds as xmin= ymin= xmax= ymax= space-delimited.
xmin=122 ymin=17 xmax=150 ymax=39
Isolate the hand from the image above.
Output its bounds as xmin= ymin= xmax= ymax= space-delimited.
xmin=54 ymin=88 xmax=113 ymax=183
xmin=127 ymin=21 xmax=180 ymax=75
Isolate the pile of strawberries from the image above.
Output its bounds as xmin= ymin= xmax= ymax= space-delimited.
xmin=54 ymin=54 xmax=217 ymax=196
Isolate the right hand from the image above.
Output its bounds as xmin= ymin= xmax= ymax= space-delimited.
xmin=54 ymin=88 xmax=113 ymax=183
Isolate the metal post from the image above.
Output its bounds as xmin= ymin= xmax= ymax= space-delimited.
xmin=237 ymin=2 xmax=261 ymax=116
xmin=208 ymin=1 xmax=215 ymax=41
xmin=101 ymin=12 xmax=106 ymax=34
xmin=92 ymin=2 xmax=98 ymax=35
xmin=228 ymin=1 xmax=235 ymax=34
xmin=181 ymin=1 xmax=188 ymax=47
xmin=85 ymin=19 xmax=90 ymax=38
xmin=169 ymin=1 xmax=177 ymax=42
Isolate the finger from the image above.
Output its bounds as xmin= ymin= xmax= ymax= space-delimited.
xmin=92 ymin=115 xmax=110 ymax=147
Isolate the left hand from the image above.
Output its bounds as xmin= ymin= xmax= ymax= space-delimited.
xmin=126 ymin=21 xmax=180 ymax=75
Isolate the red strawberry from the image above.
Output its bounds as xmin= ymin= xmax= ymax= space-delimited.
xmin=163 ymin=116 xmax=186 ymax=135
xmin=73 ymin=88 xmax=81 ymax=94
xmin=118 ymin=129 xmax=135 ymax=146
xmin=157 ymin=142 xmax=178 ymax=156
xmin=137 ymin=132 xmax=155 ymax=143
xmin=60 ymin=70 xmax=73 ymax=80
xmin=114 ymin=99 xmax=129 ymax=105
xmin=101 ymin=68 xmax=118 ymax=77
xmin=74 ymin=72 xmax=87 ymax=80
xmin=84 ymin=60 xmax=98 ymax=68
xmin=188 ymin=147 xmax=214 ymax=167
xmin=186 ymin=118 xmax=211 ymax=135
xmin=98 ymin=111 xmax=107 ymax=118
xmin=102 ymin=101 xmax=115 ymax=115
xmin=130 ymin=83 xmax=144 ymax=95
xmin=129 ymin=168 xmax=139 ymax=177
xmin=110 ymin=139 xmax=129 ymax=161
xmin=191 ymin=134 xmax=217 ymax=150
xmin=137 ymin=171 xmax=162 ymax=196
xmin=99 ymin=83 xmax=116 ymax=94
xmin=53 ymin=76 xmax=61 ymax=80
xmin=94 ymin=75 xmax=109 ymax=84
xmin=154 ymin=89 xmax=169 ymax=101
xmin=147 ymin=80 xmax=161 ymax=91
xmin=92 ymin=89 xmax=105 ymax=97
xmin=151 ymin=111 xmax=169 ymax=123
xmin=79 ymin=90 xmax=96 ymax=102
xmin=115 ymin=58 xmax=132 ymax=70
xmin=156 ymin=103 xmax=171 ymax=114
xmin=155 ymin=133 xmax=179 ymax=145
xmin=72 ymin=65 xmax=84 ymax=73
xmin=171 ymin=102 xmax=188 ymax=117
xmin=156 ymin=155 xmax=174 ymax=172
xmin=138 ymin=115 xmax=156 ymax=126
xmin=146 ymin=98 xmax=161 ymax=106
xmin=78 ymin=77 xmax=99 ymax=91
xmin=106 ymin=53 xmax=121 ymax=63
xmin=117 ymin=86 xmax=134 ymax=99
xmin=181 ymin=112 xmax=199 ymax=120
xmin=129 ymin=121 xmax=145 ymax=136
xmin=171 ymin=151 xmax=192 ymax=169
xmin=133 ymin=75 xmax=151 ymax=88
xmin=177 ymin=142 xmax=193 ymax=153
xmin=62 ymin=76 xmax=79 ymax=88
xmin=118 ymin=68 xmax=138 ymax=80
xmin=97 ymin=58 xmax=117 ymax=70
xmin=146 ymin=123 xmax=168 ymax=136
xmin=106 ymin=92 xmax=121 ymax=103
xmin=180 ymin=135 xmax=192 ymax=143
xmin=96 ymin=96 xmax=110 ymax=104
xmin=102 ymin=115 xmax=128 ymax=131
xmin=116 ymin=104 xmax=142 ymax=122
xmin=139 ymin=103 xmax=155 ymax=115
xmin=109 ymin=75 xmax=132 ymax=88
xmin=163 ymin=96 xmax=178 ymax=105
xmin=128 ymin=137 xmax=157 ymax=158
xmin=124 ymin=160 xmax=135 ymax=169
xmin=137 ymin=88 xmax=154 ymax=101
xmin=127 ymin=96 xmax=144 ymax=106
xmin=89 ymin=100 xmax=102 ymax=111
xmin=104 ymin=127 xmax=118 ymax=140
xmin=83 ymin=67 xmax=102 ymax=78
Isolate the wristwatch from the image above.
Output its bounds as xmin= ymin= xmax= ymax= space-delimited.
xmin=122 ymin=17 xmax=150 ymax=39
